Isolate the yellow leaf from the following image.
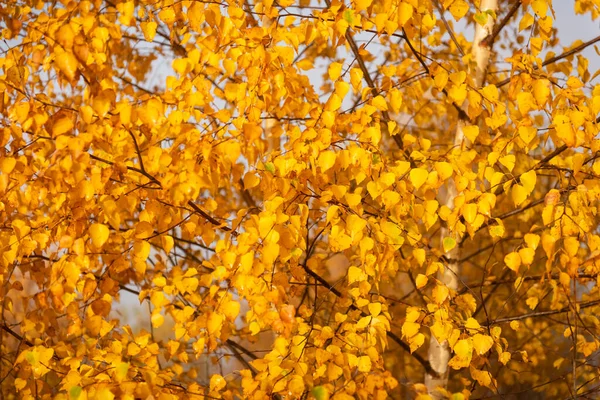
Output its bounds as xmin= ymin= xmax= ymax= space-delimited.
xmin=244 ymin=172 xmax=260 ymax=189
xmin=448 ymin=84 xmax=467 ymax=105
xmin=435 ymin=162 xmax=453 ymax=180
xmin=207 ymin=312 xmax=224 ymax=335
xmin=531 ymin=0 xmax=548 ymax=17
xmin=140 ymin=98 xmax=163 ymax=125
xmin=52 ymin=117 xmax=74 ymax=137
xmin=348 ymin=266 xmax=367 ymax=284
xmin=465 ymin=318 xmax=481 ymax=333
xmin=90 ymin=223 xmax=109 ymax=247
xmin=56 ymin=23 xmax=75 ymax=49
xmin=559 ymin=272 xmax=571 ymax=288
xmin=518 ymin=126 xmax=537 ymax=144
xmin=357 ymin=355 xmax=371 ymax=372
xmin=336 ymin=19 xmax=349 ymax=36
xmin=188 ymin=3 xmax=204 ymax=30
xmin=510 ymin=320 xmax=520 ymax=330
xmin=372 ymin=95 xmax=388 ymax=111
xmin=512 ymin=184 xmax=528 ymax=206
xmin=432 ymin=284 xmax=449 ymax=304
xmin=520 ymin=170 xmax=536 ymax=193
xmin=311 ymin=386 xmax=330 ymax=400
xmin=389 ymin=88 xmax=402 ymax=113
xmin=564 ymin=236 xmax=579 ymax=257
xmin=499 ymin=352 xmax=511 ymax=365
xmin=415 ymin=274 xmax=428 ymax=289
xmin=553 ymin=357 xmax=564 ymax=369
xmin=524 ymin=233 xmax=540 ymax=250
xmin=471 ymin=367 xmax=494 ymax=388
xmin=517 ymin=92 xmax=537 ymax=114
xmin=97 ymin=388 xmax=115 ymax=400
xmin=1 ymin=157 xmax=16 ymax=174
xmin=350 ymin=68 xmax=363 ymax=91
xmin=115 ymin=362 xmax=129 ymax=382
xmin=489 ymin=220 xmax=505 ymax=239
xmin=151 ymin=291 xmax=167 ymax=308
xmin=409 ymin=333 xmax=425 ymax=353
xmin=318 ymin=150 xmax=336 ymax=172
xmin=526 ymin=296 xmax=538 ymax=310
xmin=544 ymin=189 xmax=561 ymax=206
xmin=406 ymin=308 xmax=421 ymax=323
xmin=325 ymin=93 xmax=342 ymax=111
xmin=504 ymin=251 xmax=521 ymax=272
xmin=454 ymin=338 xmax=472 ymax=358
xmin=541 ymin=232 xmax=556 ymax=258
xmin=410 ymin=168 xmax=428 ymax=189
xmin=249 ymin=321 xmax=260 ymax=335
xmin=518 ymin=247 xmax=535 ymax=265
xmin=462 ymin=203 xmax=478 ymax=224
xmin=288 ymin=375 xmax=305 ymax=396
xmin=382 ymin=190 xmax=400 ymax=208
xmin=335 ymin=80 xmax=350 ymax=98
xmin=381 ymin=220 xmax=404 ymax=245
xmin=354 ymin=0 xmax=372 ymax=11
xmin=345 ymin=192 xmax=362 ymax=207
xmin=328 ymin=62 xmax=343 ymax=81
xmin=133 ymin=240 xmax=151 ymax=260
xmin=532 ymin=79 xmax=551 ymax=106
xmin=472 ymin=334 xmax=494 ymax=355
xmin=402 ymin=321 xmax=420 ymax=338
xmin=413 ymin=248 xmax=426 ymax=266
xmin=368 ymin=302 xmax=381 ymax=317
xmin=135 ymin=221 xmax=154 ymax=239
xmin=93 ymin=94 xmax=111 ymax=118
xmin=443 ymin=237 xmax=456 ymax=253
xmin=224 ymin=301 xmax=241 ymax=321
xmin=151 ymin=313 xmax=164 ymax=328
xmin=14 ymin=378 xmax=27 ymax=391
xmin=398 ymin=2 xmax=413 ymax=26
xmin=482 ymin=84 xmax=499 ymax=102
xmin=210 ymin=374 xmax=226 ymax=392
xmin=499 ymin=155 xmax=515 ymax=172
xmin=140 ymin=21 xmax=158 ymax=42
xmin=434 ymin=70 xmax=449 ymax=90
xmin=462 ymin=125 xmax=479 ymax=143
xmin=554 ymin=114 xmax=576 ymax=147
xmin=158 ymin=8 xmax=176 ymax=25
xmin=519 ymin=12 xmax=534 ymax=31
xmin=356 ymin=316 xmax=371 ymax=329
xmin=55 ymin=52 xmax=78 ymax=81
xmin=449 ymin=0 xmax=469 ymax=21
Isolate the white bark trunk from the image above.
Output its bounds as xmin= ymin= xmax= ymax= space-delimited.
xmin=425 ymin=1 xmax=497 ymax=397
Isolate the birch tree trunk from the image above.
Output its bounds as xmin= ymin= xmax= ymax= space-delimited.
xmin=425 ymin=1 xmax=498 ymax=396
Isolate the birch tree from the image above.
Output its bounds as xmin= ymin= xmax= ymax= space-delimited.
xmin=1 ymin=0 xmax=600 ymax=399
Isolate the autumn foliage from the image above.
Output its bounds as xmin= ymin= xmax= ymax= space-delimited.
xmin=2 ymin=0 xmax=600 ymax=398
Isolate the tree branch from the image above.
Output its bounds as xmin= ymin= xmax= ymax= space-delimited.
xmin=301 ymin=263 xmax=437 ymax=377
xmin=187 ymin=201 xmax=238 ymax=237
xmin=323 ymin=0 xmax=406 ymax=151
xmin=497 ymin=34 xmax=600 ymax=88
xmin=485 ymin=299 xmax=600 ymax=326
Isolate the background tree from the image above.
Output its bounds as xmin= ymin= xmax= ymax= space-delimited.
xmin=1 ymin=0 xmax=600 ymax=399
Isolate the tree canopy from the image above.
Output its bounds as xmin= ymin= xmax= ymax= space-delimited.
xmin=1 ymin=0 xmax=600 ymax=399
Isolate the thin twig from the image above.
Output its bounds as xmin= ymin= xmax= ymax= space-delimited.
xmin=497 ymin=34 xmax=600 ymax=88
xmin=485 ymin=299 xmax=600 ymax=325
xmin=435 ymin=0 xmax=465 ymax=56
xmin=323 ymin=0 xmax=406 ymax=151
